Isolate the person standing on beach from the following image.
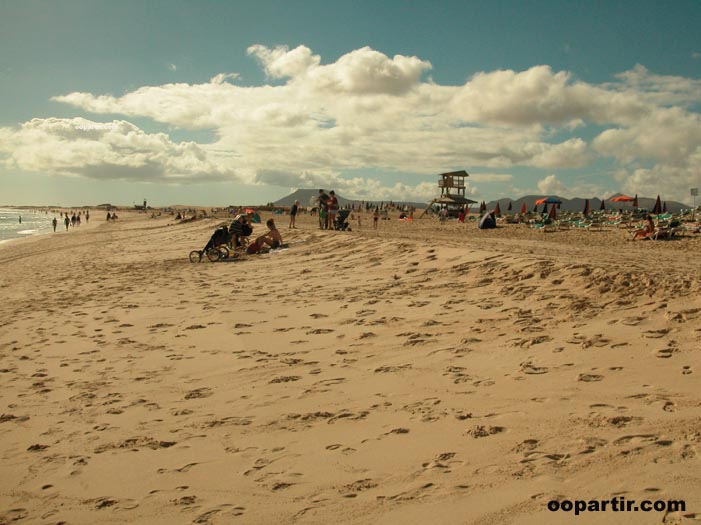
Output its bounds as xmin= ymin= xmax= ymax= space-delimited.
xmin=373 ymin=206 xmax=379 ymax=229
xmin=85 ymin=210 xmax=90 ymax=223
xmin=19 ymin=215 xmax=21 ymax=224
xmin=318 ymin=189 xmax=329 ymax=229
xmin=52 ymin=217 xmax=58 ymax=232
xmin=327 ymin=191 xmax=339 ymax=230
xmin=64 ymin=216 xmax=70 ymax=230
xmin=289 ymin=200 xmax=299 ymax=229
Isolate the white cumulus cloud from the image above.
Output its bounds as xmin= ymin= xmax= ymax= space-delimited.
xmin=0 ymin=44 xmax=698 ymax=203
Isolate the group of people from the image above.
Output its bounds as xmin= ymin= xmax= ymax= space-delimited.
xmin=51 ymin=210 xmax=90 ymax=232
xmin=316 ymin=189 xmax=340 ymax=230
xmin=200 ymin=212 xmax=283 ymax=260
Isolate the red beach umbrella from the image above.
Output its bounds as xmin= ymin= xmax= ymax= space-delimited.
xmin=611 ymin=195 xmax=635 ymax=203
xmin=494 ymin=202 xmax=501 ymax=216
xmin=633 ymin=194 xmax=639 ymax=207
xmin=520 ymin=202 xmax=527 ymax=214
xmin=548 ymin=203 xmax=557 ymax=221
xmin=663 ymin=201 xmax=668 ymax=213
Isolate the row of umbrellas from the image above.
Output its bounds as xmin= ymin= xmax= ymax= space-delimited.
xmin=479 ymin=194 xmax=667 ymax=217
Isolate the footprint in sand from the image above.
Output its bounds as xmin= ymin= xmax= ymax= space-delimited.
xmin=613 ymin=434 xmax=658 ymax=446
xmin=465 ymin=425 xmax=505 ymax=438
xmin=655 ymin=348 xmax=676 ymax=359
xmin=520 ymin=361 xmax=549 ymax=375
xmin=184 ymin=387 xmax=212 ymax=399
xmin=578 ymin=373 xmax=603 ymax=382
xmin=269 ymin=376 xmax=301 ymax=383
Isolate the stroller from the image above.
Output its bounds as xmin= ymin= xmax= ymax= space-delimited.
xmin=229 ymin=215 xmax=253 ymax=249
xmin=334 ymin=209 xmax=352 ymax=231
xmin=189 ymin=225 xmax=231 ymax=262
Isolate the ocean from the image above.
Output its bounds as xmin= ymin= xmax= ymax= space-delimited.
xmin=0 ymin=208 xmax=58 ymax=243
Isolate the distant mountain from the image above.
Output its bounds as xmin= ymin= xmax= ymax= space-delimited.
xmin=484 ymin=194 xmax=689 ymax=213
xmin=273 ymin=189 xmax=426 ymax=209
xmin=273 ymin=189 xmax=690 ymax=213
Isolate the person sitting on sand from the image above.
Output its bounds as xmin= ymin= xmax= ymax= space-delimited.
xmin=247 ymin=218 xmax=283 ymax=254
xmin=229 ymin=213 xmax=253 ymax=249
xmin=631 ymin=214 xmax=655 ymax=240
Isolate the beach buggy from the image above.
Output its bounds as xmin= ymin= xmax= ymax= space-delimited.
xmin=188 ymin=215 xmax=253 ymax=262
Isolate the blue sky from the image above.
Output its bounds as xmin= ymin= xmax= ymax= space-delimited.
xmin=1 ymin=0 xmax=700 ymax=206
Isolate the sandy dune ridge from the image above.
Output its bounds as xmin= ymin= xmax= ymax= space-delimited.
xmin=0 ymin=212 xmax=700 ymax=524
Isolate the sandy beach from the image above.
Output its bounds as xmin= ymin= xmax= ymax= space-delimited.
xmin=1 ymin=210 xmax=700 ymax=524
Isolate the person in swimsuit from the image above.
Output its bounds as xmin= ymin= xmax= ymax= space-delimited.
xmin=248 ymin=219 xmax=283 ymax=253
xmin=289 ymin=200 xmax=299 ymax=229
xmin=632 ymin=215 xmax=656 ymax=240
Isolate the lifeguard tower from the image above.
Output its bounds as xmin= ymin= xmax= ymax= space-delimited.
xmin=422 ymin=170 xmax=477 ymax=217
xmin=439 ymin=170 xmax=469 ymax=200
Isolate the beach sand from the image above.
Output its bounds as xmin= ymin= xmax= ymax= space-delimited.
xmin=1 ymin=210 xmax=700 ymax=524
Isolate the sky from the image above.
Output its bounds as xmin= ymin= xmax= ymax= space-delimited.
xmin=1 ymin=0 xmax=700 ymax=207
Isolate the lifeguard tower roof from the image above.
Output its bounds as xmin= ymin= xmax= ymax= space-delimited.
xmin=440 ymin=170 xmax=469 ymax=177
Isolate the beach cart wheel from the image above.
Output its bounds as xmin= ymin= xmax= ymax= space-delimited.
xmin=188 ymin=250 xmax=202 ymax=263
xmin=206 ymin=248 xmax=222 ymax=262
xmin=218 ymin=245 xmax=230 ymax=259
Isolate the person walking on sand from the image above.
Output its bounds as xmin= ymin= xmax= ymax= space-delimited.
xmin=373 ymin=206 xmax=379 ymax=229
xmin=289 ymin=200 xmax=299 ymax=229
xmin=64 ymin=216 xmax=70 ymax=231
xmin=52 ymin=217 xmax=58 ymax=232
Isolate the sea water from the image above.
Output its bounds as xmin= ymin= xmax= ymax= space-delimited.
xmin=0 ymin=208 xmax=57 ymax=243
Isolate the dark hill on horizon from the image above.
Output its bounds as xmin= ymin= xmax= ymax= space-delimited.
xmin=484 ymin=194 xmax=689 ymax=214
xmin=272 ymin=189 xmax=427 ymax=209
xmin=273 ymin=189 xmax=691 ymax=213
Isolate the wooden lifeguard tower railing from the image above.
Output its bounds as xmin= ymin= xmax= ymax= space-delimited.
xmin=420 ymin=170 xmax=476 ymax=217
xmin=438 ymin=170 xmax=468 ymax=199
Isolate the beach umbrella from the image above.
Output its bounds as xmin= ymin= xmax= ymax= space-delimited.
xmin=652 ymin=195 xmax=662 ymax=214
xmin=520 ymin=202 xmax=527 ymax=214
xmin=583 ymin=199 xmax=590 ymax=216
xmin=663 ymin=201 xmax=668 ymax=213
xmin=542 ymin=203 xmax=548 ymax=214
xmin=494 ymin=202 xmax=501 ymax=216
xmin=610 ymin=195 xmax=635 ymax=203
xmin=535 ymin=197 xmax=563 ymax=205
xmin=507 ymin=201 xmax=512 ymax=212
xmin=548 ymin=203 xmax=557 ymax=221
xmin=600 ymin=199 xmax=605 ymax=211
xmin=633 ymin=194 xmax=639 ymax=207
xmin=532 ymin=202 xmax=538 ymax=213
